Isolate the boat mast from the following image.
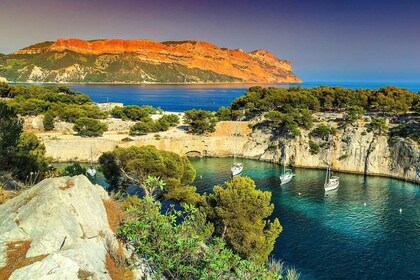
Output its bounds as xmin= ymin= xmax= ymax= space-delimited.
xmin=233 ymin=127 xmax=238 ymax=164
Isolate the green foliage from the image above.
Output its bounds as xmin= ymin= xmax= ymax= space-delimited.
xmin=62 ymin=162 xmax=87 ymax=176
xmin=216 ymin=106 xmax=233 ymax=121
xmin=311 ymin=123 xmax=335 ymax=140
xmin=43 ymin=112 xmax=55 ymax=131
xmin=308 ymin=140 xmax=320 ymax=155
xmin=159 ymin=114 xmax=180 ymax=126
xmin=0 ymin=82 xmax=11 ymax=97
xmin=230 ymin=86 xmax=418 ymax=119
xmin=129 ymin=115 xmax=178 ymax=135
xmin=264 ymin=111 xmax=302 ymax=137
xmin=98 ymin=152 xmax=121 ymax=192
xmin=73 ymin=117 xmax=108 ymax=137
xmin=4 ymin=84 xmax=92 ymax=117
xmin=111 ymin=105 xmax=156 ymax=121
xmin=345 ymin=105 xmax=366 ymax=123
xmin=0 ymin=102 xmax=22 ymax=171
xmin=13 ymin=132 xmax=51 ymax=181
xmin=184 ymin=109 xmax=218 ymax=135
xmin=119 ymin=198 xmax=280 ymax=279
xmin=99 ymin=146 xmax=196 ymax=194
xmin=206 ymin=176 xmax=282 ymax=264
xmin=369 ymin=118 xmax=388 ymax=135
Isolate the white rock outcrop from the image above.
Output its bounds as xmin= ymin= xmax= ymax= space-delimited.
xmin=0 ymin=175 xmax=118 ymax=279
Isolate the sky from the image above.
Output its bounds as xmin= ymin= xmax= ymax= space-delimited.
xmin=0 ymin=0 xmax=419 ymax=82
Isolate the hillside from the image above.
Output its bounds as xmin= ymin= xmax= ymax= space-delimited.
xmin=0 ymin=38 xmax=301 ymax=84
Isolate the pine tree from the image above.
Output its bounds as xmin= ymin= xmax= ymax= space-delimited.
xmin=43 ymin=112 xmax=55 ymax=131
xmin=207 ymin=176 xmax=282 ymax=264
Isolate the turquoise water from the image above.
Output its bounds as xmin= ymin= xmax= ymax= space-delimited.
xmin=190 ymin=157 xmax=420 ymax=280
xmin=58 ymin=81 xmax=420 ymax=112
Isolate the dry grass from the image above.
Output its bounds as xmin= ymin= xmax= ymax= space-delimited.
xmin=0 ymin=186 xmax=20 ymax=204
xmin=0 ymin=240 xmax=47 ymax=279
xmin=102 ymin=199 xmax=124 ymax=233
xmin=105 ymin=238 xmax=133 ymax=280
xmin=59 ymin=180 xmax=75 ymax=190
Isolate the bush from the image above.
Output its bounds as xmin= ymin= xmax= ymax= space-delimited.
xmin=309 ymin=140 xmax=320 ymax=154
xmin=73 ymin=117 xmax=108 ymax=137
xmin=43 ymin=112 xmax=55 ymax=131
xmin=119 ymin=198 xmax=280 ymax=279
xmin=62 ymin=162 xmax=86 ymax=176
xmin=345 ymin=105 xmax=366 ymax=123
xmin=111 ymin=105 xmax=156 ymax=121
xmin=206 ymin=176 xmax=282 ymax=264
xmin=369 ymin=118 xmax=388 ymax=135
xmin=184 ymin=109 xmax=217 ymax=135
xmin=312 ymin=123 xmax=335 ymax=140
xmin=99 ymin=145 xmax=196 ymax=193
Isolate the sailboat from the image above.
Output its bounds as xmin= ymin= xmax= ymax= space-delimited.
xmin=231 ymin=127 xmax=243 ymax=176
xmin=280 ymin=165 xmax=295 ymax=185
xmin=324 ymin=142 xmax=339 ymax=191
xmin=324 ymin=166 xmax=339 ymax=191
xmin=279 ymin=149 xmax=295 ymax=185
xmin=86 ymin=145 xmax=96 ymax=177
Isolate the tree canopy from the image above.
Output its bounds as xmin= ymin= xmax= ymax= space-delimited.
xmin=206 ymin=176 xmax=282 ymax=264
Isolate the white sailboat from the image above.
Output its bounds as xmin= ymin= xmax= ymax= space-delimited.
xmin=324 ymin=143 xmax=339 ymax=191
xmin=87 ymin=145 xmax=96 ymax=177
xmin=324 ymin=166 xmax=339 ymax=191
xmin=231 ymin=127 xmax=243 ymax=176
xmin=280 ymin=166 xmax=295 ymax=185
xmin=279 ymin=150 xmax=295 ymax=184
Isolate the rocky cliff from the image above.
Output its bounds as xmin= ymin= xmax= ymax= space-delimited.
xmin=0 ymin=38 xmax=301 ymax=84
xmin=0 ymin=175 xmax=148 ymax=279
xmin=31 ymin=119 xmax=419 ymax=183
xmin=242 ymin=125 xmax=420 ymax=183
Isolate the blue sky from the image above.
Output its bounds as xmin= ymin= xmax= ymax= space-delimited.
xmin=0 ymin=0 xmax=419 ymax=82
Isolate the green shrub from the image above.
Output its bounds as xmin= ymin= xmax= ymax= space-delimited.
xmin=369 ymin=118 xmax=388 ymax=135
xmin=43 ymin=112 xmax=55 ymax=131
xmin=119 ymin=198 xmax=280 ymax=279
xmin=62 ymin=162 xmax=87 ymax=176
xmin=184 ymin=109 xmax=217 ymax=135
xmin=73 ymin=117 xmax=108 ymax=137
xmin=312 ymin=123 xmax=335 ymax=140
xmin=309 ymin=140 xmax=320 ymax=155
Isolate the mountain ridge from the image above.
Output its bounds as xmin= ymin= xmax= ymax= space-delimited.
xmin=0 ymin=38 xmax=301 ymax=84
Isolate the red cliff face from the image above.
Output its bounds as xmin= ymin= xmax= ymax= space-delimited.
xmin=12 ymin=38 xmax=301 ymax=83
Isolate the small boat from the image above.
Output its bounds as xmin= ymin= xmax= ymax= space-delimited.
xmin=231 ymin=127 xmax=243 ymax=176
xmin=231 ymin=162 xmax=244 ymax=176
xmin=280 ymin=168 xmax=295 ymax=185
xmin=324 ymin=166 xmax=339 ymax=191
xmin=87 ymin=145 xmax=96 ymax=177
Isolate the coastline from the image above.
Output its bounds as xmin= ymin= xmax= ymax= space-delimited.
xmin=25 ymin=116 xmax=419 ymax=184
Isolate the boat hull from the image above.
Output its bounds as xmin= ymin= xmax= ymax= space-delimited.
xmin=280 ymin=174 xmax=294 ymax=185
xmin=324 ymin=178 xmax=339 ymax=191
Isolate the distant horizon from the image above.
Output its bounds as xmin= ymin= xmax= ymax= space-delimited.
xmin=1 ymin=0 xmax=419 ymax=82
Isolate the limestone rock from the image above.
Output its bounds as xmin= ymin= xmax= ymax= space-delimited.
xmin=0 ymin=175 xmax=119 ymax=279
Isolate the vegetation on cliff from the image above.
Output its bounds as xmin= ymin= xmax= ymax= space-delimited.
xmin=99 ymin=145 xmax=285 ymax=278
xmin=224 ymin=85 xmax=419 ymax=143
xmin=0 ymin=102 xmax=51 ymax=184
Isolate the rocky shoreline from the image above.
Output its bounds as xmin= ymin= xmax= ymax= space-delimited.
xmin=27 ymin=116 xmax=420 ymax=184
